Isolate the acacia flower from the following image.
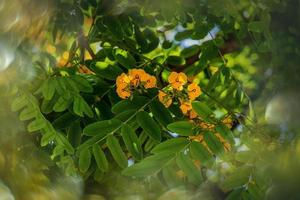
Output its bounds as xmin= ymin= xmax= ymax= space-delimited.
xmin=143 ymin=74 xmax=157 ymax=89
xmin=222 ymin=117 xmax=233 ymax=128
xmin=187 ymin=83 xmax=201 ymax=100
xmin=116 ymin=85 xmax=131 ymax=99
xmin=128 ymin=69 xmax=147 ymax=87
xmin=180 ymin=101 xmax=192 ymax=114
xmin=168 ymin=72 xmax=187 ymax=91
xmin=189 ymin=110 xmax=198 ymax=119
xmin=158 ymin=90 xmax=172 ymax=107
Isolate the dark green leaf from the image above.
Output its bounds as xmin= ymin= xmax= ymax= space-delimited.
xmin=107 ymin=135 xmax=128 ymax=168
xmin=167 ymin=121 xmax=194 ymax=136
xmin=79 ymin=148 xmax=91 ymax=173
xmin=136 ymin=111 xmax=161 ymax=141
xmin=121 ymin=124 xmax=143 ymax=160
xmin=83 ymin=119 xmax=122 ymax=136
xmin=92 ymin=144 xmax=109 ymax=172
xmin=151 ymin=138 xmax=189 ymax=155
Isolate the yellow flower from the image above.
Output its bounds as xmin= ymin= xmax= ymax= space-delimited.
xmin=180 ymin=101 xmax=192 ymax=114
xmin=189 ymin=134 xmax=204 ymax=143
xmin=176 ymin=170 xmax=186 ymax=179
xmin=168 ymin=72 xmax=187 ymax=91
xmin=128 ymin=69 xmax=147 ymax=87
xmin=116 ymin=85 xmax=131 ymax=99
xmin=189 ymin=110 xmax=198 ymax=119
xmin=143 ymin=75 xmax=157 ymax=89
xmin=158 ymin=90 xmax=172 ymax=107
xmin=187 ymin=83 xmax=201 ymax=100
xmin=116 ymin=73 xmax=131 ymax=85
xmin=222 ymin=117 xmax=233 ymax=129
xmin=199 ymin=121 xmax=215 ymax=130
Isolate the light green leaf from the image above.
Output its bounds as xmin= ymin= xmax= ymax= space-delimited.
xmin=27 ymin=118 xmax=47 ymax=132
xmin=19 ymin=106 xmax=36 ymax=121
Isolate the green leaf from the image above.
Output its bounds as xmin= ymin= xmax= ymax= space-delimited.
xmin=150 ymin=100 xmax=173 ymax=127
xmin=79 ymin=148 xmax=91 ymax=173
xmin=19 ymin=106 xmax=36 ymax=121
xmin=107 ymin=135 xmax=128 ymax=168
xmin=192 ymin=101 xmax=214 ymax=121
xmin=166 ymin=55 xmax=185 ymax=66
xmin=190 ymin=141 xmax=212 ymax=164
xmin=83 ymin=119 xmax=122 ymax=136
xmin=221 ymin=166 xmax=251 ymax=191
xmin=56 ymin=132 xmax=74 ymax=154
xmin=27 ymin=118 xmax=47 ymax=132
xmin=121 ymin=124 xmax=143 ymax=160
xmin=248 ymin=21 xmax=265 ymax=33
xmin=203 ymin=131 xmax=224 ymax=155
xmin=122 ymin=153 xmax=173 ymax=177
xmin=67 ymin=121 xmax=82 ymax=147
xmin=167 ymin=121 xmax=194 ymax=136
xmin=11 ymin=94 xmax=27 ymax=112
xmin=136 ymin=111 xmax=161 ymax=141
xmin=92 ymin=62 xmax=123 ymax=80
xmin=53 ymin=96 xmax=72 ymax=112
xmin=180 ymin=45 xmax=200 ymax=58
xmin=53 ymin=112 xmax=78 ymax=129
xmin=40 ymin=131 xmax=55 ymax=147
xmin=175 ymin=30 xmax=193 ymax=41
xmin=176 ymin=153 xmax=202 ymax=184
xmin=111 ymin=96 xmax=149 ymax=114
xmin=151 ymin=138 xmax=189 ymax=155
xmin=70 ymin=75 xmax=93 ymax=93
xmin=73 ymin=96 xmax=94 ymax=118
xmin=215 ymin=124 xmax=234 ymax=144
xmin=92 ymin=144 xmax=109 ymax=172
xmin=113 ymin=49 xmax=136 ymax=69
xmin=42 ymin=78 xmax=56 ymax=100
xmin=114 ymin=109 xmax=136 ymax=122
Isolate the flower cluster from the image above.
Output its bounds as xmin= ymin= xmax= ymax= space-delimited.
xmin=158 ymin=72 xmax=201 ymax=118
xmin=116 ymin=69 xmax=157 ymax=99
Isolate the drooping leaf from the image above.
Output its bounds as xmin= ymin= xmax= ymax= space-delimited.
xmin=150 ymin=100 xmax=173 ymax=127
xmin=121 ymin=124 xmax=143 ymax=160
xmin=190 ymin=141 xmax=212 ymax=165
xmin=107 ymin=135 xmax=128 ymax=168
xmin=92 ymin=144 xmax=109 ymax=172
xmin=167 ymin=121 xmax=194 ymax=136
xmin=83 ymin=119 xmax=122 ymax=136
xmin=136 ymin=111 xmax=161 ymax=141
xmin=79 ymin=148 xmax=92 ymax=173
xmin=176 ymin=153 xmax=202 ymax=184
xmin=151 ymin=138 xmax=189 ymax=155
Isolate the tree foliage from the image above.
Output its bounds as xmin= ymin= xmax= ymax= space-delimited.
xmin=4 ymin=0 xmax=299 ymax=199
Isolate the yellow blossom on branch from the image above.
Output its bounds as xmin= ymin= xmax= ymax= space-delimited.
xmin=168 ymin=72 xmax=187 ymax=91
xmin=187 ymin=83 xmax=201 ymax=100
xmin=158 ymin=90 xmax=172 ymax=108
